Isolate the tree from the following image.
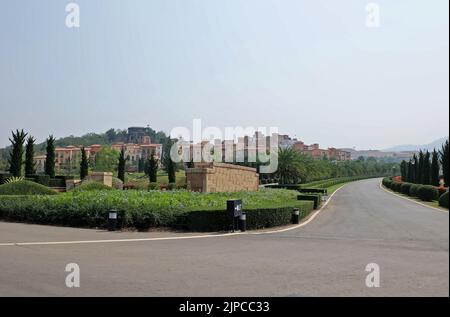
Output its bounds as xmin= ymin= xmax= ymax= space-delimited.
xmin=80 ymin=147 xmax=89 ymax=180
xmin=400 ymin=160 xmax=408 ymax=181
xmin=418 ymin=151 xmax=425 ymax=184
xmin=431 ymin=149 xmax=440 ymax=187
xmin=275 ymin=147 xmax=305 ymax=184
xmin=148 ymin=151 xmax=158 ymax=183
xmin=117 ymin=148 xmax=126 ymax=182
xmin=440 ymin=140 xmax=449 ymax=187
xmin=25 ymin=135 xmax=36 ymax=176
xmin=407 ymin=159 xmax=414 ymax=183
xmin=94 ymin=147 xmax=120 ymax=172
xmin=422 ymin=151 xmax=431 ymax=185
xmin=413 ymin=154 xmax=419 ymax=184
xmin=162 ymin=139 xmax=179 ymax=174
xmin=45 ymin=135 xmax=56 ymax=178
xmin=8 ymin=129 xmax=27 ymax=177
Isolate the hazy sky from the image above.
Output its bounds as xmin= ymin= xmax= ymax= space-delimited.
xmin=0 ymin=0 xmax=448 ymax=149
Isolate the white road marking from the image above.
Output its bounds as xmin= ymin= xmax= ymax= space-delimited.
xmin=379 ymin=181 xmax=448 ymax=213
xmin=0 ymin=183 xmax=349 ymax=247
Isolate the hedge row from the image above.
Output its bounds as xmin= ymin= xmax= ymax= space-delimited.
xmin=0 ymin=189 xmax=314 ymax=232
xmin=301 ymin=174 xmax=387 ymax=189
xmin=439 ymin=192 xmax=449 ymax=209
xmin=382 ymin=178 xmax=444 ymax=202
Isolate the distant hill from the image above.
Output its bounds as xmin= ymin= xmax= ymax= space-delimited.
xmin=383 ymin=137 xmax=448 ymax=152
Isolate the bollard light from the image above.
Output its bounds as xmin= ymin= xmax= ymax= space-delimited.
xmin=108 ymin=209 xmax=118 ymax=231
xmin=292 ymin=208 xmax=300 ymax=224
xmin=239 ymin=212 xmax=247 ymax=232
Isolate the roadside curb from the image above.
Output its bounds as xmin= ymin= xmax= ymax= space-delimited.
xmin=379 ymin=181 xmax=448 ymax=213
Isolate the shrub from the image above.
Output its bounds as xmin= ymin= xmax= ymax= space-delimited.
xmin=167 ymin=183 xmax=176 ymax=191
xmin=438 ymin=187 xmax=447 ymax=198
xmin=400 ymin=183 xmax=413 ymax=196
xmin=297 ymin=193 xmax=321 ymax=209
xmin=417 ymin=185 xmax=439 ymax=202
xmin=409 ymin=184 xmax=422 ymax=198
xmin=439 ymin=191 xmax=449 ymax=208
xmin=0 ymin=189 xmax=314 ymax=231
xmin=49 ymin=178 xmax=65 ymax=188
xmin=0 ymin=180 xmax=56 ymax=195
xmin=148 ymin=182 xmax=159 ymax=190
xmin=72 ymin=181 xmax=113 ymax=192
xmin=0 ymin=173 xmax=12 ymax=185
xmin=112 ymin=177 xmax=124 ymax=190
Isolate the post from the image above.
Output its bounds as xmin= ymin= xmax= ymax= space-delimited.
xmin=108 ymin=209 xmax=118 ymax=231
xmin=292 ymin=208 xmax=300 ymax=224
xmin=239 ymin=212 xmax=247 ymax=232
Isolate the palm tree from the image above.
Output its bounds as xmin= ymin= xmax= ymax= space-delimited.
xmin=275 ymin=147 xmax=304 ymax=184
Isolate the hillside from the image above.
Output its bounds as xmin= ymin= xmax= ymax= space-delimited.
xmin=383 ymin=137 xmax=448 ymax=152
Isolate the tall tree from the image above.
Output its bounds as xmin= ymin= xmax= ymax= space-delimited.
xmin=400 ymin=160 xmax=408 ymax=181
xmin=407 ymin=159 xmax=414 ymax=183
xmin=148 ymin=151 xmax=158 ymax=183
xmin=418 ymin=151 xmax=425 ymax=184
xmin=45 ymin=135 xmax=56 ymax=178
xmin=8 ymin=129 xmax=27 ymax=177
xmin=431 ymin=149 xmax=440 ymax=187
xmin=422 ymin=151 xmax=431 ymax=185
xmin=117 ymin=148 xmax=127 ymax=182
xmin=413 ymin=154 xmax=419 ymax=184
xmin=80 ymin=147 xmax=89 ymax=180
xmin=24 ymin=135 xmax=36 ymax=176
xmin=440 ymin=140 xmax=449 ymax=187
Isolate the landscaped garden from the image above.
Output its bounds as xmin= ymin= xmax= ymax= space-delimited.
xmin=0 ymin=182 xmax=314 ymax=231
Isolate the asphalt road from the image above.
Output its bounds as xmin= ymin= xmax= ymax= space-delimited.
xmin=0 ymin=178 xmax=448 ymax=296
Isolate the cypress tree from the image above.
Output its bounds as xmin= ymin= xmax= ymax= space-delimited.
xmin=431 ymin=149 xmax=440 ymax=186
xmin=413 ymin=154 xmax=419 ymax=183
xmin=8 ymin=129 xmax=27 ymax=177
xmin=118 ymin=148 xmax=126 ymax=182
xmin=24 ymin=135 xmax=36 ymax=176
xmin=80 ymin=147 xmax=89 ymax=180
xmin=440 ymin=140 xmax=449 ymax=187
xmin=418 ymin=151 xmax=425 ymax=184
xmin=167 ymin=156 xmax=176 ymax=184
xmin=407 ymin=159 xmax=414 ymax=183
xmin=45 ymin=135 xmax=56 ymax=178
xmin=148 ymin=151 xmax=158 ymax=183
xmin=422 ymin=151 xmax=431 ymax=185
xmin=400 ymin=160 xmax=408 ymax=181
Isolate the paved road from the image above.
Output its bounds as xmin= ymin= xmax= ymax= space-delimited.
xmin=0 ymin=178 xmax=448 ymax=296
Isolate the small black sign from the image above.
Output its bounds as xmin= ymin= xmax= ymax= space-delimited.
xmin=227 ymin=200 xmax=243 ymax=218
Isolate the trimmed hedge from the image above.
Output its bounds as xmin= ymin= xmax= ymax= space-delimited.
xmin=297 ymin=193 xmax=321 ymax=209
xmin=400 ymin=183 xmax=412 ymax=195
xmin=417 ymin=185 xmax=439 ymax=202
xmin=0 ymin=180 xmax=57 ymax=196
xmin=71 ymin=181 xmax=113 ymax=192
xmin=439 ymin=192 xmax=449 ymax=208
xmin=0 ymin=189 xmax=314 ymax=232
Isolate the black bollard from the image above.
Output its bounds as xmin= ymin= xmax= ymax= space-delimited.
xmin=292 ymin=208 xmax=300 ymax=224
xmin=108 ymin=209 xmax=118 ymax=231
xmin=239 ymin=212 xmax=247 ymax=232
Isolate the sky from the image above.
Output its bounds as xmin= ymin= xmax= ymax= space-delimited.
xmin=0 ymin=0 xmax=448 ymax=150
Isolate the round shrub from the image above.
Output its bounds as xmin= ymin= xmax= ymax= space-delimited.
xmin=409 ymin=184 xmax=422 ymax=198
xmin=417 ymin=185 xmax=439 ymax=202
xmin=148 ymin=182 xmax=159 ymax=190
xmin=112 ymin=177 xmax=123 ymax=190
xmin=400 ymin=183 xmax=413 ymax=196
xmin=392 ymin=182 xmax=402 ymax=192
xmin=439 ymin=191 xmax=449 ymax=208
xmin=72 ymin=181 xmax=113 ymax=192
xmin=0 ymin=180 xmax=57 ymax=195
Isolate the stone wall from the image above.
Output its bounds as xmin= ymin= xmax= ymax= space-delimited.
xmin=186 ymin=163 xmax=259 ymax=193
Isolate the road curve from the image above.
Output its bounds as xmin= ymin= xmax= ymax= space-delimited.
xmin=0 ymin=178 xmax=448 ymax=296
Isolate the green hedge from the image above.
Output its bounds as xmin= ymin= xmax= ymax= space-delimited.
xmin=297 ymin=193 xmax=321 ymax=209
xmin=71 ymin=181 xmax=113 ymax=192
xmin=418 ymin=185 xmax=439 ymax=202
xmin=400 ymin=183 xmax=412 ymax=195
xmin=0 ymin=180 xmax=57 ymax=196
xmin=0 ymin=189 xmax=314 ymax=232
xmin=439 ymin=192 xmax=449 ymax=209
xmin=302 ymin=175 xmax=386 ymax=189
